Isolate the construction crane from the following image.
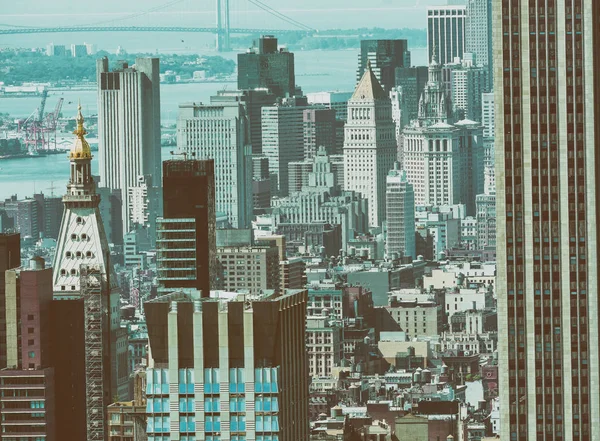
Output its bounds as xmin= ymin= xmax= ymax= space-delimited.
xmin=44 ymin=97 xmax=64 ymax=150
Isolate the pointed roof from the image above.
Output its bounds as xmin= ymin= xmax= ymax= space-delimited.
xmin=70 ymin=102 xmax=92 ymax=160
xmin=351 ymin=60 xmax=387 ymax=101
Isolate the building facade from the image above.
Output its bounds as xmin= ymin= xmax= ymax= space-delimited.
xmin=158 ymin=160 xmax=217 ymax=297
xmin=97 ymin=57 xmax=161 ymax=235
xmin=177 ymin=100 xmax=253 ymax=229
xmin=427 ymin=6 xmax=466 ymax=66
xmin=495 ymin=1 xmax=600 ymax=439
xmin=386 ymin=165 xmax=416 ymax=261
xmin=465 ymin=0 xmax=493 ymax=86
xmin=356 ymin=40 xmax=410 ymax=93
xmin=217 ymin=245 xmax=281 ymax=295
xmin=144 ymin=290 xmax=309 ymax=441
xmin=344 ymin=64 xmax=396 ymax=227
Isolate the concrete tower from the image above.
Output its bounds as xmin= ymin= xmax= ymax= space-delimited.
xmin=344 ymin=63 xmax=396 ymax=227
xmin=97 ymin=57 xmax=161 ymax=236
xmin=386 ymin=164 xmax=415 ymax=261
xmin=495 ymin=1 xmax=600 ymax=439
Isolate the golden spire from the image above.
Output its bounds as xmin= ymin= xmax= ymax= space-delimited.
xmin=69 ymin=100 xmax=92 ymax=160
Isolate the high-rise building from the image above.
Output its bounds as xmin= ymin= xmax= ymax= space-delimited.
xmin=261 ymin=101 xmax=305 ymax=196
xmin=159 ymin=159 xmax=217 ymax=297
xmin=238 ymin=35 xmax=296 ymax=98
xmin=303 ymin=107 xmax=336 ymax=158
xmin=427 ymin=6 xmax=466 ymax=65
xmin=217 ymin=244 xmax=281 ymax=295
xmin=402 ymin=56 xmax=484 ymax=215
xmin=386 ymin=164 xmax=415 ymax=261
xmin=144 ymin=289 xmax=309 ymax=441
xmin=212 ymin=89 xmax=277 ymax=156
xmin=0 ymin=233 xmax=20 ymax=368
xmin=449 ymin=56 xmax=488 ymax=122
xmin=495 ymin=1 xmax=600 ymax=439
xmin=97 ymin=57 xmax=161 ymax=235
xmin=306 ymin=91 xmax=353 ymax=122
xmin=465 ymin=0 xmax=492 ymax=86
xmin=177 ymin=99 xmax=253 ymax=229
xmin=356 ymin=40 xmax=410 ymax=93
xmin=344 ymin=63 xmax=396 ymax=227
xmin=394 ymin=66 xmax=429 ymax=124
xmin=481 ymin=92 xmax=495 ymax=139
xmin=51 ymin=106 xmax=128 ymax=440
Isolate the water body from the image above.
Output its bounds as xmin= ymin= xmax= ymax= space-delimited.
xmin=0 ymin=48 xmax=426 ymax=200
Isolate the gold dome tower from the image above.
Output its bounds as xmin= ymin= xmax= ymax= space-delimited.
xmin=69 ymin=103 xmax=92 ymax=160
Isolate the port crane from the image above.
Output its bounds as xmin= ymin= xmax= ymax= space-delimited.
xmin=17 ymin=90 xmax=64 ymax=154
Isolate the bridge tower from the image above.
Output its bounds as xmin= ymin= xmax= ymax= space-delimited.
xmin=216 ymin=0 xmax=231 ymax=52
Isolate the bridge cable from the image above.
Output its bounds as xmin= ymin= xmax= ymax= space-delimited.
xmin=83 ymin=0 xmax=185 ymax=27
xmin=246 ymin=0 xmax=313 ymax=31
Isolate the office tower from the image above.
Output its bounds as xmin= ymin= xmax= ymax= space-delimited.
xmin=402 ymin=56 xmax=484 ymax=215
xmin=212 ymin=89 xmax=277 ymax=155
xmin=465 ymin=0 xmax=492 ymax=86
xmin=395 ymin=66 xmax=430 ymax=123
xmin=356 ymin=40 xmax=410 ymax=93
xmin=144 ymin=289 xmax=309 ymax=441
xmin=217 ymin=244 xmax=281 ymax=295
xmin=0 ymin=233 xmax=20 ymax=368
xmin=475 ymin=193 xmax=494 ymax=250
xmin=386 ymin=165 xmax=415 ymax=261
xmin=46 ymin=43 xmax=66 ymax=56
xmin=1 ymin=257 xmax=56 ymax=441
xmin=2 ymin=198 xmax=40 ymax=240
xmin=97 ymin=57 xmax=161 ymax=235
xmin=238 ymin=35 xmax=296 ymax=98
xmin=51 ymin=106 xmax=128 ymax=440
xmin=344 ymin=63 xmax=400 ymax=227
xmin=306 ymin=91 xmax=353 ymax=122
xmin=97 ymin=187 xmax=124 ymax=245
xmin=177 ymin=99 xmax=253 ymax=229
xmin=262 ymin=101 xmax=305 ymax=196
xmin=390 ymin=87 xmax=410 ymax=158
xmin=481 ymin=92 xmax=495 ymax=139
xmin=303 ymin=107 xmax=336 ymax=158
xmin=70 ymin=44 xmax=87 ymax=57
xmin=159 ymin=159 xmax=217 ymax=297
xmin=427 ymin=6 xmax=466 ymax=65
xmin=495 ymin=1 xmax=600 ymax=439
xmin=41 ymin=195 xmax=63 ymax=239
xmin=449 ymin=56 xmax=488 ymax=121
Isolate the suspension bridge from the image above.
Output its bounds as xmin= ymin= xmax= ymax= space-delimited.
xmin=0 ymin=0 xmax=315 ymax=52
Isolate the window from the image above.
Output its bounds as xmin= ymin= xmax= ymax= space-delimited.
xmin=27 ymin=314 xmax=34 ymax=320
xmin=28 ymin=339 xmax=34 ymax=345
xmin=28 ymin=327 xmax=34 ymax=334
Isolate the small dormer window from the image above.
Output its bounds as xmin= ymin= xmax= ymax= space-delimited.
xmin=81 ymin=234 xmax=88 ymax=240
xmin=60 ymin=269 xmax=67 ymax=276
xmin=71 ymin=234 xmax=77 ymax=241
xmin=66 ymin=252 xmax=72 ymax=258
xmin=76 ymin=217 xmax=84 ymax=224
xmin=70 ymin=269 xmax=77 ymax=276
xmin=86 ymin=251 xmax=93 ymax=258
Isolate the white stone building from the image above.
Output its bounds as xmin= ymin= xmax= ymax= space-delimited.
xmin=385 ymin=165 xmax=416 ymax=260
xmin=306 ymin=316 xmax=343 ymax=378
xmin=344 ymin=63 xmax=397 ymax=227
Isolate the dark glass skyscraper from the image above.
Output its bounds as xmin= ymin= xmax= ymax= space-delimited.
xmin=237 ymin=35 xmax=296 ymax=99
xmin=495 ymin=1 xmax=600 ymax=439
xmin=159 ymin=159 xmax=217 ymax=297
xmin=356 ymin=39 xmax=410 ymax=93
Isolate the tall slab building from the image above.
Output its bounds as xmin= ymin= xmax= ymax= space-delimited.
xmin=52 ymin=107 xmax=128 ymax=440
xmin=97 ymin=57 xmax=161 ymax=235
xmin=427 ymin=6 xmax=466 ymax=66
xmin=495 ymin=1 xmax=600 ymax=440
xmin=465 ymin=0 xmax=493 ymax=87
xmin=344 ymin=63 xmax=396 ymax=228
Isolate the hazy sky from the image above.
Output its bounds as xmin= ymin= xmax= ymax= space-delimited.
xmin=1 ymin=0 xmax=447 ymax=29
xmin=0 ymin=0 xmax=448 ymax=52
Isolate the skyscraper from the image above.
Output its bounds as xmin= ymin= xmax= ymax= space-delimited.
xmin=159 ymin=159 xmax=217 ymax=297
xmin=495 ymin=1 xmax=600 ymax=439
xmin=386 ymin=164 xmax=415 ymax=261
xmin=51 ymin=106 xmax=128 ymax=440
xmin=177 ymin=98 xmax=253 ymax=228
xmin=0 ymin=233 xmax=20 ymax=368
xmin=144 ymin=289 xmax=309 ymax=441
xmin=238 ymin=35 xmax=296 ymax=98
xmin=344 ymin=63 xmax=396 ymax=227
xmin=465 ymin=0 xmax=493 ymax=86
xmin=356 ymin=40 xmax=410 ymax=93
xmin=261 ymin=101 xmax=305 ymax=196
xmin=97 ymin=57 xmax=161 ymax=235
xmin=427 ymin=6 xmax=466 ymax=65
